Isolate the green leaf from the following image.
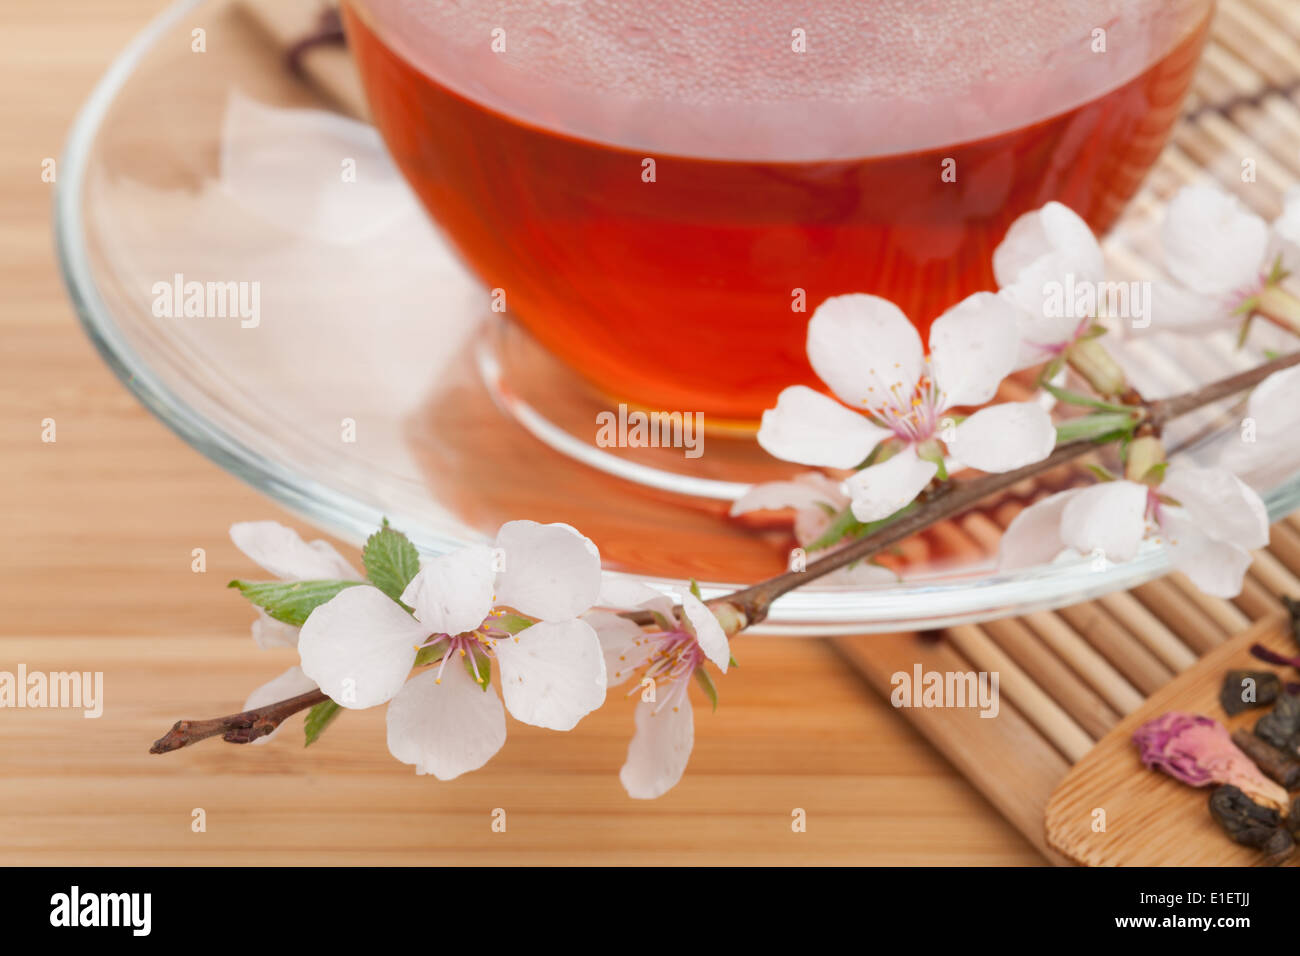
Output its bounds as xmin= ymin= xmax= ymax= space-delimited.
xmin=1037 ymin=355 xmax=1066 ymax=387
xmin=1232 ymin=295 xmax=1259 ymax=317
xmin=694 ymin=666 xmax=719 ymax=713
xmin=1139 ymin=461 xmax=1168 ymax=486
xmin=855 ymin=441 xmax=890 ymax=470
xmin=413 ymin=643 xmax=444 ymax=668
xmin=1041 ymin=381 xmax=1134 ymax=413
xmin=495 ymin=613 xmax=535 ymax=635
xmin=728 ymin=653 xmax=738 ymax=668
xmin=916 ymin=439 xmax=948 ymax=480
xmin=304 ymin=698 xmax=341 ymax=748
xmin=1053 ymin=411 xmax=1138 ymax=445
xmin=1267 ymin=253 xmax=1289 ymax=285
xmin=464 ymin=645 xmax=491 ymax=691
xmin=362 ymin=520 xmax=421 ymax=605
xmin=227 ymin=579 xmax=362 ymax=626
xmin=806 ymin=505 xmax=870 ymax=552
xmin=1235 ymin=314 xmax=1255 ymax=350
xmin=807 ymin=501 xmax=918 ymax=553
xmin=689 ymin=579 xmax=703 ymax=600
xmin=1084 ymin=463 xmax=1118 ymax=483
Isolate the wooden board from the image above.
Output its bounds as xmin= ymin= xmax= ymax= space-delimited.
xmin=1045 ymin=616 xmax=1297 ymax=866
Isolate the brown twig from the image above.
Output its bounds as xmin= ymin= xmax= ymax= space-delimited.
xmin=715 ymin=436 xmax=1101 ymax=627
xmin=149 ymin=689 xmax=326 ymax=753
xmin=1146 ymin=351 xmax=1300 ymax=427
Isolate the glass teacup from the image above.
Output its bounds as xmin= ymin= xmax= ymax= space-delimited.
xmin=342 ymin=0 xmax=1213 ymax=420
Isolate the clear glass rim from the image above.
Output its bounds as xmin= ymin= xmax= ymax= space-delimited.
xmin=52 ymin=0 xmax=1300 ymax=635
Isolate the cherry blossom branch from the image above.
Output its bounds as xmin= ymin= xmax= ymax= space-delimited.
xmin=150 ymin=349 xmax=1300 ymax=753
xmin=709 ymin=348 xmax=1300 ymax=629
xmin=149 ymin=688 xmax=327 ymax=753
xmin=708 ymin=437 xmax=1101 ymax=629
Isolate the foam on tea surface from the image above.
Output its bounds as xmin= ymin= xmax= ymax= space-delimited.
xmin=354 ymin=0 xmax=1205 ymax=158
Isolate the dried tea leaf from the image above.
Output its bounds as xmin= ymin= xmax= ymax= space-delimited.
xmin=1208 ymin=785 xmax=1295 ymax=866
xmin=1255 ymin=693 xmax=1300 ymax=754
xmin=1219 ymin=670 xmax=1281 ymax=716
xmin=1230 ymin=729 xmax=1300 ymax=789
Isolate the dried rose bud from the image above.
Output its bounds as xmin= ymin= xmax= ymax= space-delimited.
xmin=1134 ymin=711 xmax=1288 ymax=809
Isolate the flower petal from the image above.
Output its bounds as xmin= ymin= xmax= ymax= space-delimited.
xmin=1133 ymin=280 xmax=1235 ymax=336
xmin=385 ymin=665 xmax=506 ymax=780
xmin=755 ymin=385 xmax=889 ymax=469
xmin=794 ymin=505 xmax=835 ymax=548
xmin=242 ymin=665 xmax=319 ymax=745
xmin=298 ymin=585 xmax=425 ymax=709
xmin=1159 ymin=509 xmax=1254 ymax=599
xmin=843 ymin=446 xmax=938 ymax=522
xmin=997 ymin=265 xmax=1091 ymax=367
xmin=250 ymin=611 xmax=302 ymax=650
xmin=1221 ymin=365 xmax=1300 ymax=491
xmin=1246 ymin=363 xmax=1300 ymax=427
xmin=1162 ymin=185 xmax=1269 ymax=295
xmin=494 ymin=618 xmax=606 ymax=730
xmin=823 ymin=562 xmax=900 ymax=586
xmin=401 ymin=544 xmax=495 ymax=636
xmin=1273 ymin=187 xmax=1300 ymax=275
xmin=993 ymin=201 xmax=1104 ymax=288
xmin=585 ymin=610 xmax=655 ymax=687
xmin=221 ymin=92 xmax=415 ymax=244
xmin=928 ymin=292 xmax=1021 ymax=407
xmin=729 ymin=474 xmax=846 ymax=517
xmin=680 ymin=591 xmax=729 ymax=673
xmin=806 ymin=294 xmax=923 ymax=409
xmin=997 ymin=489 xmax=1081 ymax=570
xmin=596 ymin=577 xmax=663 ymax=607
xmin=948 ymin=402 xmax=1057 ymax=473
xmin=1160 ymin=465 xmax=1269 ymax=552
xmin=595 ymin=576 xmax=676 ymax=623
xmin=229 ymin=521 xmax=359 ymax=581
xmin=493 ymin=520 xmax=602 ymax=622
xmin=1059 ymin=480 xmax=1150 ymax=564
xmin=620 ymin=695 xmax=694 ymax=800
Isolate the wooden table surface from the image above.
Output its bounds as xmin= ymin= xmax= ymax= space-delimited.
xmin=0 ymin=0 xmax=1041 ymax=865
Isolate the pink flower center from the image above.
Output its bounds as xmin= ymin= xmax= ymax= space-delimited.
xmin=864 ymin=360 xmax=943 ymax=442
xmin=615 ymin=626 xmax=704 ymax=715
xmin=1225 ymin=272 xmax=1270 ymax=315
xmin=1144 ymin=485 xmax=1169 ymax=535
xmin=1027 ymin=317 xmax=1091 ymax=358
xmin=418 ymin=609 xmax=521 ymax=685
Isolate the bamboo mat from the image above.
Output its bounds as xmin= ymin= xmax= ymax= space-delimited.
xmin=837 ymin=0 xmax=1300 ymax=864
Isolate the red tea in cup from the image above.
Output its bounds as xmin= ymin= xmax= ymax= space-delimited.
xmin=343 ymin=1 xmax=1211 ymax=420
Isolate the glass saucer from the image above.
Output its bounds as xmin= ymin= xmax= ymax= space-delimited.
xmin=55 ymin=0 xmax=1300 ymax=634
